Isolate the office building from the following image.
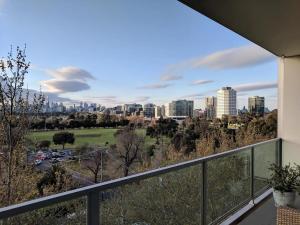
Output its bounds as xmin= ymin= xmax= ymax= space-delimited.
xmin=248 ymin=96 xmax=265 ymax=116
xmin=216 ymin=87 xmax=237 ymax=118
xmin=205 ymin=96 xmax=217 ymax=120
xmin=168 ymin=100 xmax=194 ymax=117
xmin=143 ymin=103 xmax=155 ymax=118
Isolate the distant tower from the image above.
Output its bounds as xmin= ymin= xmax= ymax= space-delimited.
xmin=205 ymin=96 xmax=217 ymax=120
xmin=217 ymin=87 xmax=237 ymax=118
xmin=248 ymin=96 xmax=265 ymax=116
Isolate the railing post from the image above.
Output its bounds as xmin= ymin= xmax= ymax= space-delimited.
xmin=201 ymin=161 xmax=207 ymax=225
xmin=250 ymin=147 xmax=254 ymax=203
xmin=278 ymin=138 xmax=283 ymax=167
xmin=87 ymin=191 xmax=100 ymax=225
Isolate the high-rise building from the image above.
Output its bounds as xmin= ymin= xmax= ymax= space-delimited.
xmin=248 ymin=96 xmax=265 ymax=116
xmin=205 ymin=96 xmax=217 ymax=120
xmin=217 ymin=87 xmax=237 ymax=118
xmin=155 ymin=106 xmax=161 ymax=118
xmin=143 ymin=103 xmax=155 ymax=118
xmin=122 ymin=103 xmax=143 ymax=116
xmin=155 ymin=105 xmax=166 ymax=118
xmin=168 ymin=100 xmax=194 ymax=117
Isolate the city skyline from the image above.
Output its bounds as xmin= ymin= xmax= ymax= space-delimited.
xmin=0 ymin=0 xmax=277 ymax=109
xmin=43 ymin=86 xmax=270 ymax=117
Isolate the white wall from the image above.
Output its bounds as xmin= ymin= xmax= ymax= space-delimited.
xmin=278 ymin=56 xmax=300 ymax=165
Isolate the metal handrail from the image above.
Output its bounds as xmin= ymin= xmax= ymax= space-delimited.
xmin=0 ymin=138 xmax=281 ymax=224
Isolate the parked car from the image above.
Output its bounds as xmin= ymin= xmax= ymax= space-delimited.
xmin=50 ymin=159 xmax=59 ymax=164
xmin=52 ymin=152 xmax=63 ymax=158
xmin=34 ymin=159 xmax=42 ymax=166
xmin=68 ymin=156 xmax=77 ymax=161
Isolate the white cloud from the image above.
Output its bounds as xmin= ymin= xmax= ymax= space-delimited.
xmin=191 ymin=80 xmax=214 ymax=85
xmin=137 ymin=83 xmax=172 ymax=89
xmin=42 ymin=66 xmax=95 ymax=93
xmin=132 ymin=96 xmax=150 ymax=102
xmin=160 ymin=74 xmax=183 ymax=81
xmin=192 ymin=45 xmax=274 ymax=69
xmin=42 ymin=80 xmax=90 ymax=93
xmin=161 ymin=44 xmax=274 ymax=79
xmin=233 ymin=81 xmax=277 ymax=92
xmin=46 ymin=66 xmax=95 ymax=81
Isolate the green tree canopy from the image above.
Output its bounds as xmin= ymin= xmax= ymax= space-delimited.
xmin=53 ymin=132 xmax=75 ymax=149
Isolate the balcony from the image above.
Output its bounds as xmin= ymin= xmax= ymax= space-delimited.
xmin=0 ymin=138 xmax=281 ymax=225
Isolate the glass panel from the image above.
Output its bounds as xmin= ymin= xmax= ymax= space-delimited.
xmin=0 ymin=197 xmax=86 ymax=225
xmin=206 ymin=149 xmax=251 ymax=224
xmin=100 ymin=164 xmax=202 ymax=225
xmin=254 ymin=140 xmax=278 ymax=195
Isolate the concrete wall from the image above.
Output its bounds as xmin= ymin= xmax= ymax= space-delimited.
xmin=278 ymin=56 xmax=300 ymax=165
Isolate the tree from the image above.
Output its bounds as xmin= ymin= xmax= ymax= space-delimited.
xmin=37 ymin=165 xmax=73 ymax=196
xmin=36 ymin=140 xmax=51 ymax=150
xmin=112 ymin=127 xmax=144 ymax=177
xmin=75 ymin=143 xmax=93 ymax=165
xmin=146 ymin=118 xmax=178 ymax=146
xmin=53 ymin=132 xmax=75 ymax=149
xmin=83 ymin=150 xmax=106 ymax=183
xmin=0 ymin=46 xmax=44 ymax=205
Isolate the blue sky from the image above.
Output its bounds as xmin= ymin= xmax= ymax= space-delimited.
xmin=0 ymin=0 xmax=277 ymax=109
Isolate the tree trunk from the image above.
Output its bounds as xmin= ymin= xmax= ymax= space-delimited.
xmin=123 ymin=166 xmax=129 ymax=177
xmin=94 ymin=171 xmax=98 ymax=183
xmin=6 ymin=124 xmax=13 ymax=205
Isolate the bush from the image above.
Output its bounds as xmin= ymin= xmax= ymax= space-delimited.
xmin=268 ymin=163 xmax=299 ymax=192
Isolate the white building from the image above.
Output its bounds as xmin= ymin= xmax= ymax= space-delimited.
xmin=155 ymin=105 xmax=166 ymax=118
xmin=216 ymin=87 xmax=237 ymax=118
xmin=164 ymin=104 xmax=170 ymax=117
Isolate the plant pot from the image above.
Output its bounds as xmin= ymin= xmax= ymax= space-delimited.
xmin=273 ymin=189 xmax=296 ymax=207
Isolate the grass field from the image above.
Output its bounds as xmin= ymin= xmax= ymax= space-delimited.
xmin=29 ymin=128 xmax=156 ymax=150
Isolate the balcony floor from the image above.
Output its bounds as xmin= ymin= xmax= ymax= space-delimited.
xmin=238 ymin=197 xmax=276 ymax=225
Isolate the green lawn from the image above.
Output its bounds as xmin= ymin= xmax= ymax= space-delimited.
xmin=29 ymin=128 xmax=155 ymax=150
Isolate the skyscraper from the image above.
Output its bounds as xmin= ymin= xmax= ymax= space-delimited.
xmin=143 ymin=103 xmax=155 ymax=118
xmin=168 ymin=100 xmax=194 ymax=117
xmin=248 ymin=96 xmax=265 ymax=116
xmin=205 ymin=96 xmax=217 ymax=120
xmin=217 ymin=87 xmax=237 ymax=118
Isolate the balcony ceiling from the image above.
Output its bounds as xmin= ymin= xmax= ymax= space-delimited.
xmin=179 ymin=0 xmax=300 ymax=57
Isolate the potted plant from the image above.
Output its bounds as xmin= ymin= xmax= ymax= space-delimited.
xmin=268 ymin=163 xmax=299 ymax=207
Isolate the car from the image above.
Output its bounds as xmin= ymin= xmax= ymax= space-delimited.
xmin=34 ymin=159 xmax=42 ymax=166
xmin=50 ymin=159 xmax=59 ymax=164
xmin=52 ymin=152 xmax=63 ymax=158
xmin=68 ymin=156 xmax=77 ymax=160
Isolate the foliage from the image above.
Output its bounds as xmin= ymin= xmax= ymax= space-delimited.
xmin=102 ymin=166 xmax=201 ymax=225
xmin=268 ymin=163 xmax=299 ymax=192
xmin=53 ymin=132 xmax=75 ymax=149
xmin=30 ymin=113 xmax=129 ymax=130
xmin=83 ymin=149 xmax=107 ymax=183
xmin=111 ymin=127 xmax=145 ymax=177
xmin=36 ymin=140 xmax=51 ymax=150
xmin=146 ymin=117 xmax=178 ymax=140
xmin=0 ymin=46 xmax=44 ymax=206
xmin=37 ymin=165 xmax=74 ymax=196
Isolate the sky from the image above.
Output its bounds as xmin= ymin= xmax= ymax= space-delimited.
xmin=0 ymin=0 xmax=278 ymax=109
